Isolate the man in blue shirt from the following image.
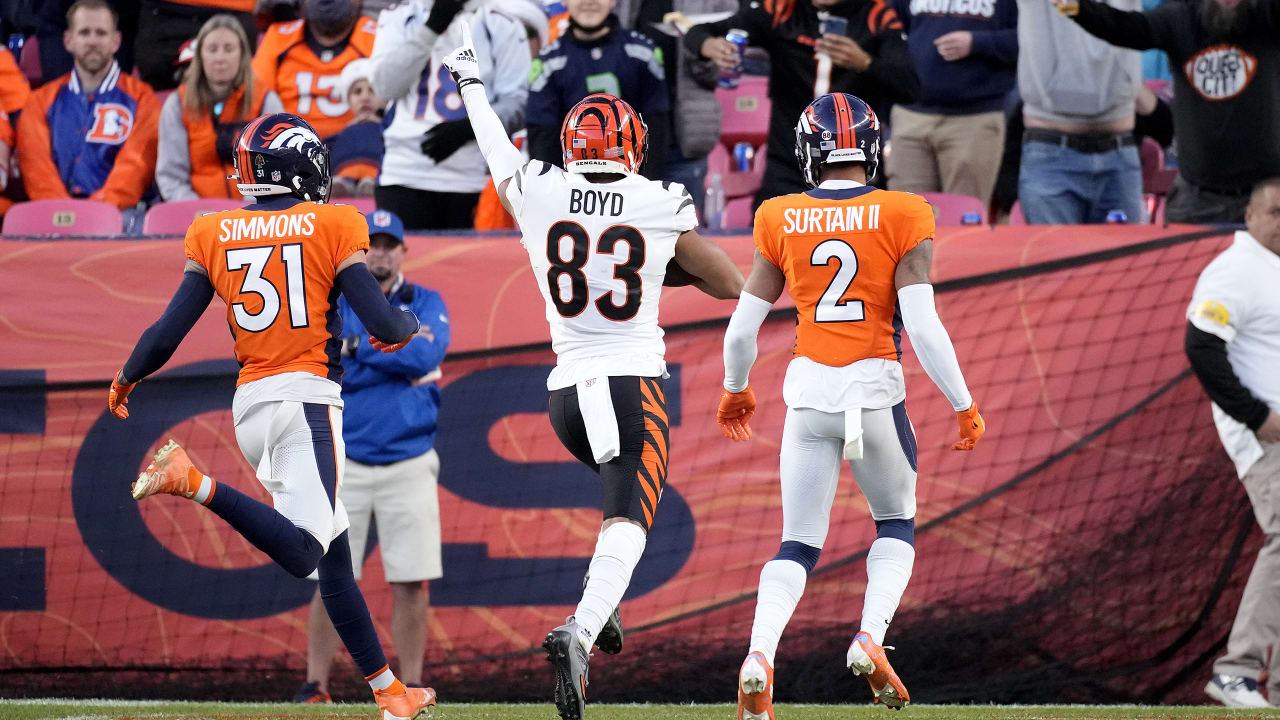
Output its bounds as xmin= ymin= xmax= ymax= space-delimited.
xmin=296 ymin=209 xmax=451 ymax=704
xmin=526 ymin=0 xmax=670 ymax=177
xmin=888 ymin=0 xmax=1018 ymax=208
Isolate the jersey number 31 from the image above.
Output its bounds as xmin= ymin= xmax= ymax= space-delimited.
xmin=226 ymin=245 xmax=308 ymax=332
xmin=546 ymin=221 xmax=645 ymax=322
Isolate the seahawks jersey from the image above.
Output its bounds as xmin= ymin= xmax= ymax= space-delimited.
xmin=504 ymin=161 xmax=698 ymax=390
xmin=373 ymin=2 xmax=530 ymax=193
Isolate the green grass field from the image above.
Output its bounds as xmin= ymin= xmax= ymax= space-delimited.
xmin=3 ymin=701 xmax=1279 ymax=720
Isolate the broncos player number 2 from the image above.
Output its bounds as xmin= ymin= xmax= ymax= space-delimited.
xmin=226 ymin=244 xmax=308 ymax=332
xmin=811 ymin=239 xmax=865 ymax=323
xmin=546 ymin=221 xmax=645 ymax=321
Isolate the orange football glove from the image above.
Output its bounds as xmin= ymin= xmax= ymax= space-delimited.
xmin=952 ymin=401 xmax=985 ymax=450
xmin=368 ymin=334 xmax=414 ymax=353
xmin=107 ymin=371 xmax=135 ymax=420
xmin=717 ymin=386 xmax=757 ymax=442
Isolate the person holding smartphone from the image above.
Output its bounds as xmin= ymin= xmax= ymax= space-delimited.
xmin=685 ymin=0 xmax=920 ymax=205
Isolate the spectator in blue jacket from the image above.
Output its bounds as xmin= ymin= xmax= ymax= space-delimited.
xmin=296 ymin=209 xmax=450 ymax=704
xmin=526 ymin=0 xmax=670 ymax=177
xmin=887 ymin=0 xmax=1018 ymax=208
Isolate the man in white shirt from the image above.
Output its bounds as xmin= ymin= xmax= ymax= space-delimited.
xmin=1185 ymin=177 xmax=1280 ymax=709
xmin=370 ymin=0 xmax=531 ymax=229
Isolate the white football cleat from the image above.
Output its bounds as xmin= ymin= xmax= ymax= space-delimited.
xmin=1205 ymin=674 xmax=1270 ymax=708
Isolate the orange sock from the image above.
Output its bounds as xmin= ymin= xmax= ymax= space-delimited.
xmin=187 ymin=467 xmax=216 ymax=505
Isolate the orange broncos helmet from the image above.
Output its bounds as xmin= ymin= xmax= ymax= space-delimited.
xmin=559 ymin=93 xmax=648 ymax=175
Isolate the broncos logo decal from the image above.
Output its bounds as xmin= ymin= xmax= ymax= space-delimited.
xmin=265 ymin=126 xmax=322 ymax=152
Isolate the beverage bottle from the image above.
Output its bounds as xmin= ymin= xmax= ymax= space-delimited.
xmin=704 ymin=174 xmax=726 ymax=229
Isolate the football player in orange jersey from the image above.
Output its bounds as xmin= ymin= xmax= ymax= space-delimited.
xmin=716 ymin=93 xmax=986 ymax=718
xmin=252 ymin=0 xmax=377 ymax=140
xmin=106 ymin=113 xmax=435 ymax=720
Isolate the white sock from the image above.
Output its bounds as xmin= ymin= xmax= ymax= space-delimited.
xmin=748 ymin=559 xmax=808 ymax=666
xmin=859 ymin=537 xmax=915 ymax=645
xmin=574 ymin=522 xmax=646 ymax=652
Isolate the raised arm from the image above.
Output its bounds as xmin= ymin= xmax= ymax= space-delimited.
xmin=369 ymin=0 xmax=467 ymax=101
xmin=1062 ymin=0 xmax=1183 ymax=51
xmin=442 ymin=25 xmax=528 ymax=215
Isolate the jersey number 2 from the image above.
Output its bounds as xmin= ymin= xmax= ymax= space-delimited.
xmin=546 ymin=221 xmax=645 ymax=321
xmin=811 ymin=239 xmax=865 ymax=323
xmin=226 ymin=245 xmax=308 ymax=332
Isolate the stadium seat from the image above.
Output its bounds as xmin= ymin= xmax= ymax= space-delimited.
xmin=707 ymin=143 xmax=767 ymax=200
xmin=723 ymin=197 xmax=754 ymax=229
xmin=142 ymin=199 xmax=244 ymax=234
xmin=2 ymin=199 xmax=122 ymax=235
xmin=1008 ymin=201 xmax=1027 ymax=225
xmin=1153 ymin=194 xmax=1168 ymax=225
xmin=17 ymin=35 xmax=40 ymax=86
xmin=1140 ymin=137 xmax=1177 ymax=196
xmin=716 ymin=75 xmax=770 ymax=149
xmin=333 ymin=197 xmax=376 ymax=214
xmin=921 ymin=192 xmax=986 ymax=225
xmin=707 ymin=143 xmax=767 ymax=229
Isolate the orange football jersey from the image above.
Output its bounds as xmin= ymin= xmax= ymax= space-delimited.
xmin=184 ymin=201 xmax=370 ymax=385
xmin=252 ymin=18 xmax=377 ymax=139
xmin=754 ymin=186 xmax=934 ymax=367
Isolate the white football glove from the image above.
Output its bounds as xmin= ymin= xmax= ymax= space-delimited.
xmin=442 ymin=24 xmax=482 ymax=90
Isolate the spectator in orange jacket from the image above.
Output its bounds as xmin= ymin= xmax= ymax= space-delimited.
xmin=157 ymin=13 xmax=283 ymax=200
xmin=0 ymin=111 xmax=13 ymax=217
xmin=252 ymin=0 xmax=376 ymax=140
xmin=17 ymin=0 xmax=159 ymax=209
xmin=0 ymin=48 xmax=30 ymax=115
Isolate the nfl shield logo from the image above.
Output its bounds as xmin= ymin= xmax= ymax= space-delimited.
xmin=271 ymin=170 xmax=281 ymax=181
xmin=374 ymin=210 xmax=392 ymax=227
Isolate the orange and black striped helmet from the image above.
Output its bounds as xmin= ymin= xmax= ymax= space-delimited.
xmin=232 ymin=112 xmax=331 ymax=202
xmin=794 ymin=93 xmax=881 ymax=187
xmin=559 ymin=93 xmax=648 ymax=175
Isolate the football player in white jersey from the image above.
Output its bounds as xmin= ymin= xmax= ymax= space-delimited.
xmin=370 ymin=0 xmax=530 ymax=229
xmin=444 ymin=27 xmax=745 ymax=720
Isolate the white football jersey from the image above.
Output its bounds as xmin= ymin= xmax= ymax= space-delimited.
xmin=505 ymin=161 xmax=698 ymax=389
xmin=373 ymin=1 xmax=530 ymax=193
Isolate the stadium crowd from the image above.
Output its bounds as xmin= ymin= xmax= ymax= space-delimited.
xmin=0 ymin=0 xmax=1275 ymax=228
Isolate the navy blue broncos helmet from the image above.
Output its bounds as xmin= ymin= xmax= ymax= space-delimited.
xmin=233 ymin=112 xmax=331 ymax=202
xmin=794 ymin=93 xmax=882 ymax=187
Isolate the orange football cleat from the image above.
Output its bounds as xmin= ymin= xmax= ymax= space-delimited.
xmin=131 ymin=440 xmax=198 ymax=501
xmin=737 ymin=651 xmax=775 ymax=720
xmin=847 ymin=631 xmax=910 ymax=709
xmin=374 ymin=684 xmax=437 ymax=720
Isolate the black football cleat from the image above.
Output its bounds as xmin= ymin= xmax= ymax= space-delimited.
xmin=583 ymin=573 xmax=624 ymax=655
xmin=543 ymin=619 xmax=590 ymax=720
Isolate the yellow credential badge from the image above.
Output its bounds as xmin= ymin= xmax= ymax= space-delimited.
xmin=1194 ymin=299 xmax=1231 ymax=327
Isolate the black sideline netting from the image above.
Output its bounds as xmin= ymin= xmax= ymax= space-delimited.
xmin=0 ymin=229 xmax=1255 ymax=705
